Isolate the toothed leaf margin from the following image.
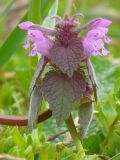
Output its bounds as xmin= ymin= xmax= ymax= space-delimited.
xmin=41 ymin=70 xmax=87 ymax=125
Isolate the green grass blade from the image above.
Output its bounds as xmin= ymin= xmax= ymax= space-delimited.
xmin=28 ymin=0 xmax=41 ymax=23
xmin=28 ymin=0 xmax=42 ymax=70
xmin=0 ymin=0 xmax=14 ymax=20
xmin=41 ymin=0 xmax=53 ymax=18
xmin=0 ymin=1 xmax=58 ymax=67
xmin=0 ymin=13 xmax=27 ymax=67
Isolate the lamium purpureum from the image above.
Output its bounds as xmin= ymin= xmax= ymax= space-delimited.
xmin=19 ymin=13 xmax=112 ymax=153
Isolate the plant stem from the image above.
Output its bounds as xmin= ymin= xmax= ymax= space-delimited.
xmin=48 ymin=125 xmax=80 ymax=141
xmin=0 ymin=109 xmax=52 ymax=126
xmin=65 ymin=114 xmax=85 ymax=156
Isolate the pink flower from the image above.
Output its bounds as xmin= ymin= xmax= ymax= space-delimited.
xmin=19 ymin=18 xmax=112 ymax=58
xmin=18 ymin=21 xmax=53 ymax=56
xmin=18 ymin=21 xmax=33 ymax=30
xmin=18 ymin=15 xmax=112 ymax=76
xmin=83 ymin=19 xmax=112 ymax=56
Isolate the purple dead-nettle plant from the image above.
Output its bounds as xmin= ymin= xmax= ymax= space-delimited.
xmin=19 ymin=13 xmax=111 ymax=152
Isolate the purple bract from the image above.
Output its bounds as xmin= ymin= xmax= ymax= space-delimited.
xmin=18 ymin=14 xmax=112 ymax=77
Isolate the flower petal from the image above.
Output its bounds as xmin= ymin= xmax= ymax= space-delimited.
xmin=104 ymin=36 xmax=111 ymax=43
xmin=83 ymin=37 xmax=104 ymax=56
xmin=92 ymin=19 xmax=112 ymax=28
xmin=28 ymin=30 xmax=44 ymax=41
xmin=23 ymin=40 xmax=30 ymax=48
xmin=29 ymin=49 xmax=37 ymax=56
xmin=18 ymin=21 xmax=33 ymax=30
xmin=92 ymin=50 xmax=100 ymax=56
xmin=22 ymin=26 xmax=53 ymax=57
xmin=102 ymin=48 xmax=109 ymax=55
xmin=83 ymin=18 xmax=111 ymax=57
xmin=98 ymin=27 xmax=108 ymax=34
xmin=94 ymin=39 xmax=104 ymax=50
xmin=86 ymin=29 xmax=102 ymax=39
xmin=34 ymin=39 xmax=53 ymax=56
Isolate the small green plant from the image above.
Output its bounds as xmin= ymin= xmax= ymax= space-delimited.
xmin=0 ymin=1 xmax=120 ymax=160
xmin=17 ymin=4 xmax=112 ymax=159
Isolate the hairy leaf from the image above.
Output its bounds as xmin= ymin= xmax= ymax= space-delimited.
xmin=78 ymin=102 xmax=93 ymax=139
xmin=30 ymin=57 xmax=48 ymax=95
xmin=86 ymin=59 xmax=98 ymax=103
xmin=28 ymin=83 xmax=42 ymax=130
xmin=41 ymin=70 xmax=86 ymax=125
xmin=49 ymin=38 xmax=83 ymax=77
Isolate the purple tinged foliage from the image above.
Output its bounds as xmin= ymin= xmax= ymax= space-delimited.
xmin=41 ymin=70 xmax=87 ymax=125
xmin=28 ymin=83 xmax=42 ymax=130
xmin=30 ymin=57 xmax=48 ymax=94
xmin=20 ymin=13 xmax=112 ymax=127
xmin=19 ymin=14 xmax=111 ymax=77
xmin=86 ymin=59 xmax=98 ymax=103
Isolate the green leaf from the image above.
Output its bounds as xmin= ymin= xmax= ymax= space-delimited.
xmin=60 ymin=147 xmax=79 ymax=160
xmin=0 ymin=13 xmax=27 ymax=67
xmin=85 ymin=155 xmax=101 ymax=160
xmin=30 ymin=129 xmax=40 ymax=149
xmin=39 ymin=143 xmax=56 ymax=160
xmin=42 ymin=0 xmax=58 ymax=28
xmin=12 ymin=127 xmax=26 ymax=148
xmin=111 ymin=154 xmax=120 ymax=160
xmin=83 ymin=131 xmax=104 ymax=154
xmin=103 ymin=124 xmax=120 ymax=156
xmin=96 ymin=103 xmax=109 ymax=129
xmin=91 ymin=57 xmax=120 ymax=99
xmin=0 ymin=0 xmax=14 ymax=20
xmin=16 ymin=69 xmax=31 ymax=91
xmin=102 ymin=94 xmax=117 ymax=126
xmin=97 ymin=92 xmax=117 ymax=129
xmin=41 ymin=70 xmax=87 ymax=125
xmin=24 ymin=145 xmax=34 ymax=160
xmin=114 ymin=78 xmax=120 ymax=100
